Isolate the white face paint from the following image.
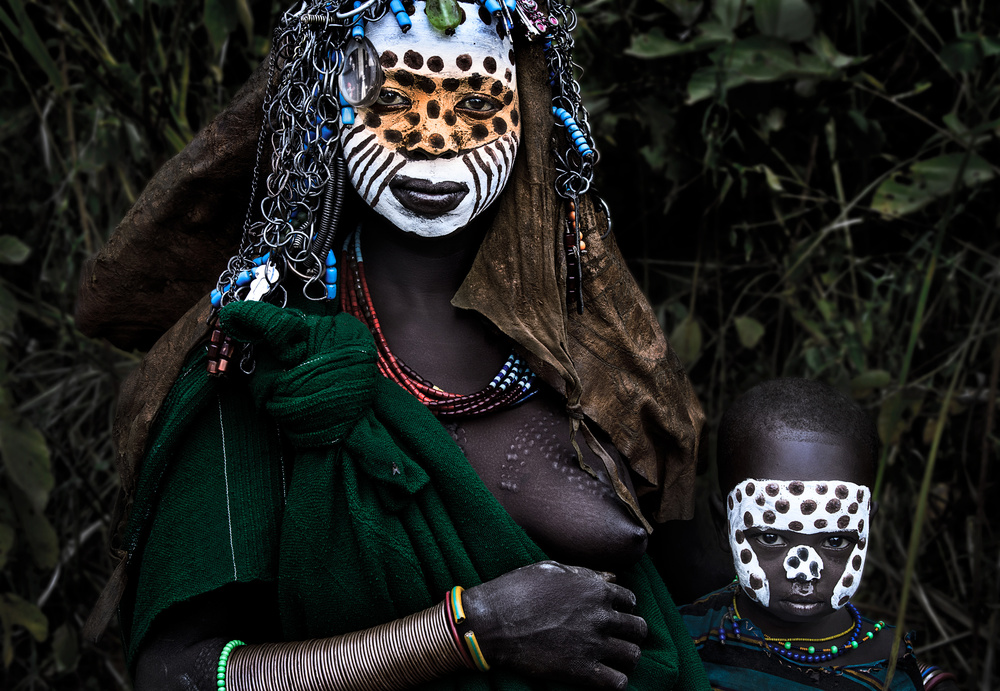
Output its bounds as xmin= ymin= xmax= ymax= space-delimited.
xmin=727 ymin=479 xmax=870 ymax=610
xmin=339 ymin=3 xmax=520 ymax=237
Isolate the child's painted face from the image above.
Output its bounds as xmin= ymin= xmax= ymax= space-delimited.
xmin=339 ymin=3 xmax=520 ymax=237
xmin=725 ymin=437 xmax=872 ymax=622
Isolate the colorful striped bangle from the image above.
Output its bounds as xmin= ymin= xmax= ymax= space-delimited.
xmin=216 ymin=639 xmax=245 ymax=690
xmin=444 ymin=591 xmax=476 ymax=669
xmin=450 ymin=585 xmax=467 ymax=624
xmin=464 ymin=630 xmax=490 ymax=672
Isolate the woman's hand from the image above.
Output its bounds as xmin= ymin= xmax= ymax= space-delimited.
xmin=463 ymin=561 xmax=647 ymax=690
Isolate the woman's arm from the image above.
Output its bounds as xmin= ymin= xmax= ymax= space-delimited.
xmin=135 ymin=562 xmax=646 ymax=691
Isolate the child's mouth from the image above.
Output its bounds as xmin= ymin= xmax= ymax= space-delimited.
xmin=781 ymin=596 xmax=823 ymax=615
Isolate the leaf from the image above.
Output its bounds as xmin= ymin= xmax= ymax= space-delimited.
xmin=203 ymin=0 xmax=239 ymax=55
xmin=940 ymin=38 xmax=982 ymax=73
xmin=713 ymin=0 xmax=748 ymax=29
xmin=755 ymin=0 xmax=816 ymax=43
xmin=625 ymin=26 xmax=728 ymax=59
xmin=654 ymin=0 xmax=704 ymax=26
xmin=734 ymin=316 xmax=765 ymax=348
xmin=0 ymin=523 xmax=13 ymax=570
xmin=670 ymin=315 xmax=703 ymax=368
xmin=0 ymin=0 xmax=63 ymax=90
xmin=7 ymin=486 xmax=58 ymax=570
xmin=877 ymin=391 xmax=925 ymax=446
xmin=0 ymin=420 xmax=53 ymax=510
xmin=51 ymin=623 xmax=79 ymax=672
xmin=871 ymin=154 xmax=996 ymax=219
xmin=0 ymin=592 xmax=48 ymax=667
xmin=686 ymin=36 xmax=840 ymax=103
xmin=0 ymin=236 xmax=30 ymax=265
xmin=851 ymin=369 xmax=891 ymax=393
xmin=0 ymin=285 xmax=17 ymax=332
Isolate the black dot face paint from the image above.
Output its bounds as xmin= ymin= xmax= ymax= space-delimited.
xmin=427 ymin=55 xmax=444 ymax=72
xmin=483 ymin=56 xmax=497 ymax=73
xmin=405 ymin=112 xmax=421 ymax=126
xmin=381 ymin=51 xmax=398 ymax=68
xmin=365 ymin=112 xmax=382 ymax=128
xmin=444 ymin=110 xmax=457 ymax=126
xmin=471 ymin=123 xmax=488 ymax=141
xmin=385 ymin=129 xmax=403 ymax=143
xmin=492 ymin=117 xmax=507 ymax=135
xmin=456 ymin=53 xmax=473 ymax=70
xmin=429 ymin=133 xmax=445 ymax=148
xmin=467 ymin=74 xmax=483 ymax=91
xmin=426 ymin=100 xmax=441 ymax=119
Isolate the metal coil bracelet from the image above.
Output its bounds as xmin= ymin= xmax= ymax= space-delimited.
xmin=225 ymin=601 xmax=472 ymax=691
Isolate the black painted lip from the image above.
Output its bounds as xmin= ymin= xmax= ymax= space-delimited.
xmin=389 ymin=175 xmax=469 ymax=216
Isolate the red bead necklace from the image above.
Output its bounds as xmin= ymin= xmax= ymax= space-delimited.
xmin=340 ymin=230 xmax=537 ymax=418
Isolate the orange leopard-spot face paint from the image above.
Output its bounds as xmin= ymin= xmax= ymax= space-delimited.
xmin=339 ymin=1 xmax=520 ymax=237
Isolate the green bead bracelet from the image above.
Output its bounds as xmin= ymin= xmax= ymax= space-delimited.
xmin=217 ymin=639 xmax=246 ymax=691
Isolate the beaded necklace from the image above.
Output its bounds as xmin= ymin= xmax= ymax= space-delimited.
xmin=341 ymin=230 xmax=537 ymax=418
xmin=721 ymin=594 xmax=885 ymax=665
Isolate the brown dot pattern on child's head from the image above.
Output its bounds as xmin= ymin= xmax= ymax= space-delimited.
xmin=756 ymin=495 xmax=766 ymax=506
xmin=750 ymin=575 xmax=763 ymax=591
xmin=853 ymin=555 xmax=862 ymax=570
xmin=848 ymin=502 xmax=858 ymax=514
xmin=744 ymin=511 xmax=753 ymax=527
xmin=427 ymin=100 xmax=440 ymax=119
xmin=814 ymin=519 xmax=827 ymax=529
xmin=858 ymin=538 xmax=867 ymax=550
xmin=789 ymin=521 xmax=803 ymax=531
xmin=478 ymin=5 xmax=491 ymax=24
xmin=801 ymin=500 xmax=817 ymax=515
xmin=735 ymin=529 xmax=745 ymax=543
xmin=468 ymin=74 xmax=483 ymax=90
xmin=838 ymin=515 xmax=851 ymax=529
xmin=842 ymin=574 xmax=854 ymax=587
xmin=746 ymin=482 xmax=755 ymax=495
xmin=505 ymin=68 xmax=512 ymax=82
xmin=816 ymin=483 xmax=828 ymax=495
xmin=484 ymin=56 xmax=496 ymax=73
xmin=858 ymin=519 xmax=865 ymax=532
xmin=365 ymin=112 xmax=382 ymax=128
xmin=491 ymin=81 xmax=503 ymax=96
xmin=429 ymin=134 xmax=445 ymax=148
xmin=857 ymin=489 xmax=865 ymax=502
xmin=766 ymin=483 xmax=780 ymax=496
xmin=826 ymin=498 xmax=841 ymax=513
xmin=776 ymin=499 xmax=790 ymax=513
xmin=735 ymin=488 xmax=743 ymax=502
xmin=839 ymin=595 xmax=850 ymax=607
xmin=492 ymin=118 xmax=507 ymax=134
xmin=836 ymin=484 xmax=849 ymax=499
xmin=405 ymin=112 xmax=420 ymax=126
xmin=741 ymin=549 xmax=753 ymax=564
xmin=728 ymin=496 xmax=734 ymax=510
xmin=444 ymin=110 xmax=457 ymax=126
xmin=763 ymin=510 xmax=775 ymax=524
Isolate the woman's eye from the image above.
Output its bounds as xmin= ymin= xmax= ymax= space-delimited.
xmin=456 ymin=96 xmax=500 ymax=116
xmin=756 ymin=533 xmax=786 ymax=546
xmin=375 ymin=89 xmax=410 ymax=108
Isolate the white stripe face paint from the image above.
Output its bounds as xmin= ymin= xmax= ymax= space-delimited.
xmin=727 ymin=479 xmax=870 ymax=609
xmin=340 ymin=3 xmax=519 ymax=237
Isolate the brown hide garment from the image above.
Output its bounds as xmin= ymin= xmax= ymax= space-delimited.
xmin=77 ymin=26 xmax=704 ymax=640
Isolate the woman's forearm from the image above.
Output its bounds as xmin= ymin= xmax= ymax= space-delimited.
xmin=225 ymin=600 xmax=473 ymax=691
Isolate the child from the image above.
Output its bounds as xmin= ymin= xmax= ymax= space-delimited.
xmin=680 ymin=379 xmax=957 ymax=690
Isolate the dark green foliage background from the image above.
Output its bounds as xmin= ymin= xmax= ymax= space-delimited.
xmin=0 ymin=0 xmax=997 ymax=687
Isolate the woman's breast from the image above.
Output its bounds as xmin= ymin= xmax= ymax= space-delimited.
xmin=443 ymin=389 xmax=649 ymax=572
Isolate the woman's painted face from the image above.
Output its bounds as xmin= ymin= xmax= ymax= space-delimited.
xmin=725 ymin=438 xmax=872 ymax=623
xmin=339 ymin=3 xmax=520 ymax=237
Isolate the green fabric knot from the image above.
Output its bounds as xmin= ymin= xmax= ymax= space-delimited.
xmin=219 ymin=301 xmax=378 ymax=447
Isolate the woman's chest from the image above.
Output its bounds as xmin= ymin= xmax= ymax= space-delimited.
xmin=441 ymin=390 xmax=648 ymax=572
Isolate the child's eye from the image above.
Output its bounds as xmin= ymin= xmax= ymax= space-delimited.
xmin=755 ymin=533 xmax=786 ymax=546
xmin=822 ymin=536 xmax=852 ymax=549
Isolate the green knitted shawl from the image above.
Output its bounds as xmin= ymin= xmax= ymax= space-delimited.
xmin=120 ymin=300 xmax=709 ymax=691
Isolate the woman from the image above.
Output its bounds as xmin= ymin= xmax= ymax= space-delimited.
xmin=79 ymin=1 xmax=708 ymax=689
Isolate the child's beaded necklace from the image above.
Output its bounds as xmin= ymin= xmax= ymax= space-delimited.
xmin=721 ymin=592 xmax=886 ymax=665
